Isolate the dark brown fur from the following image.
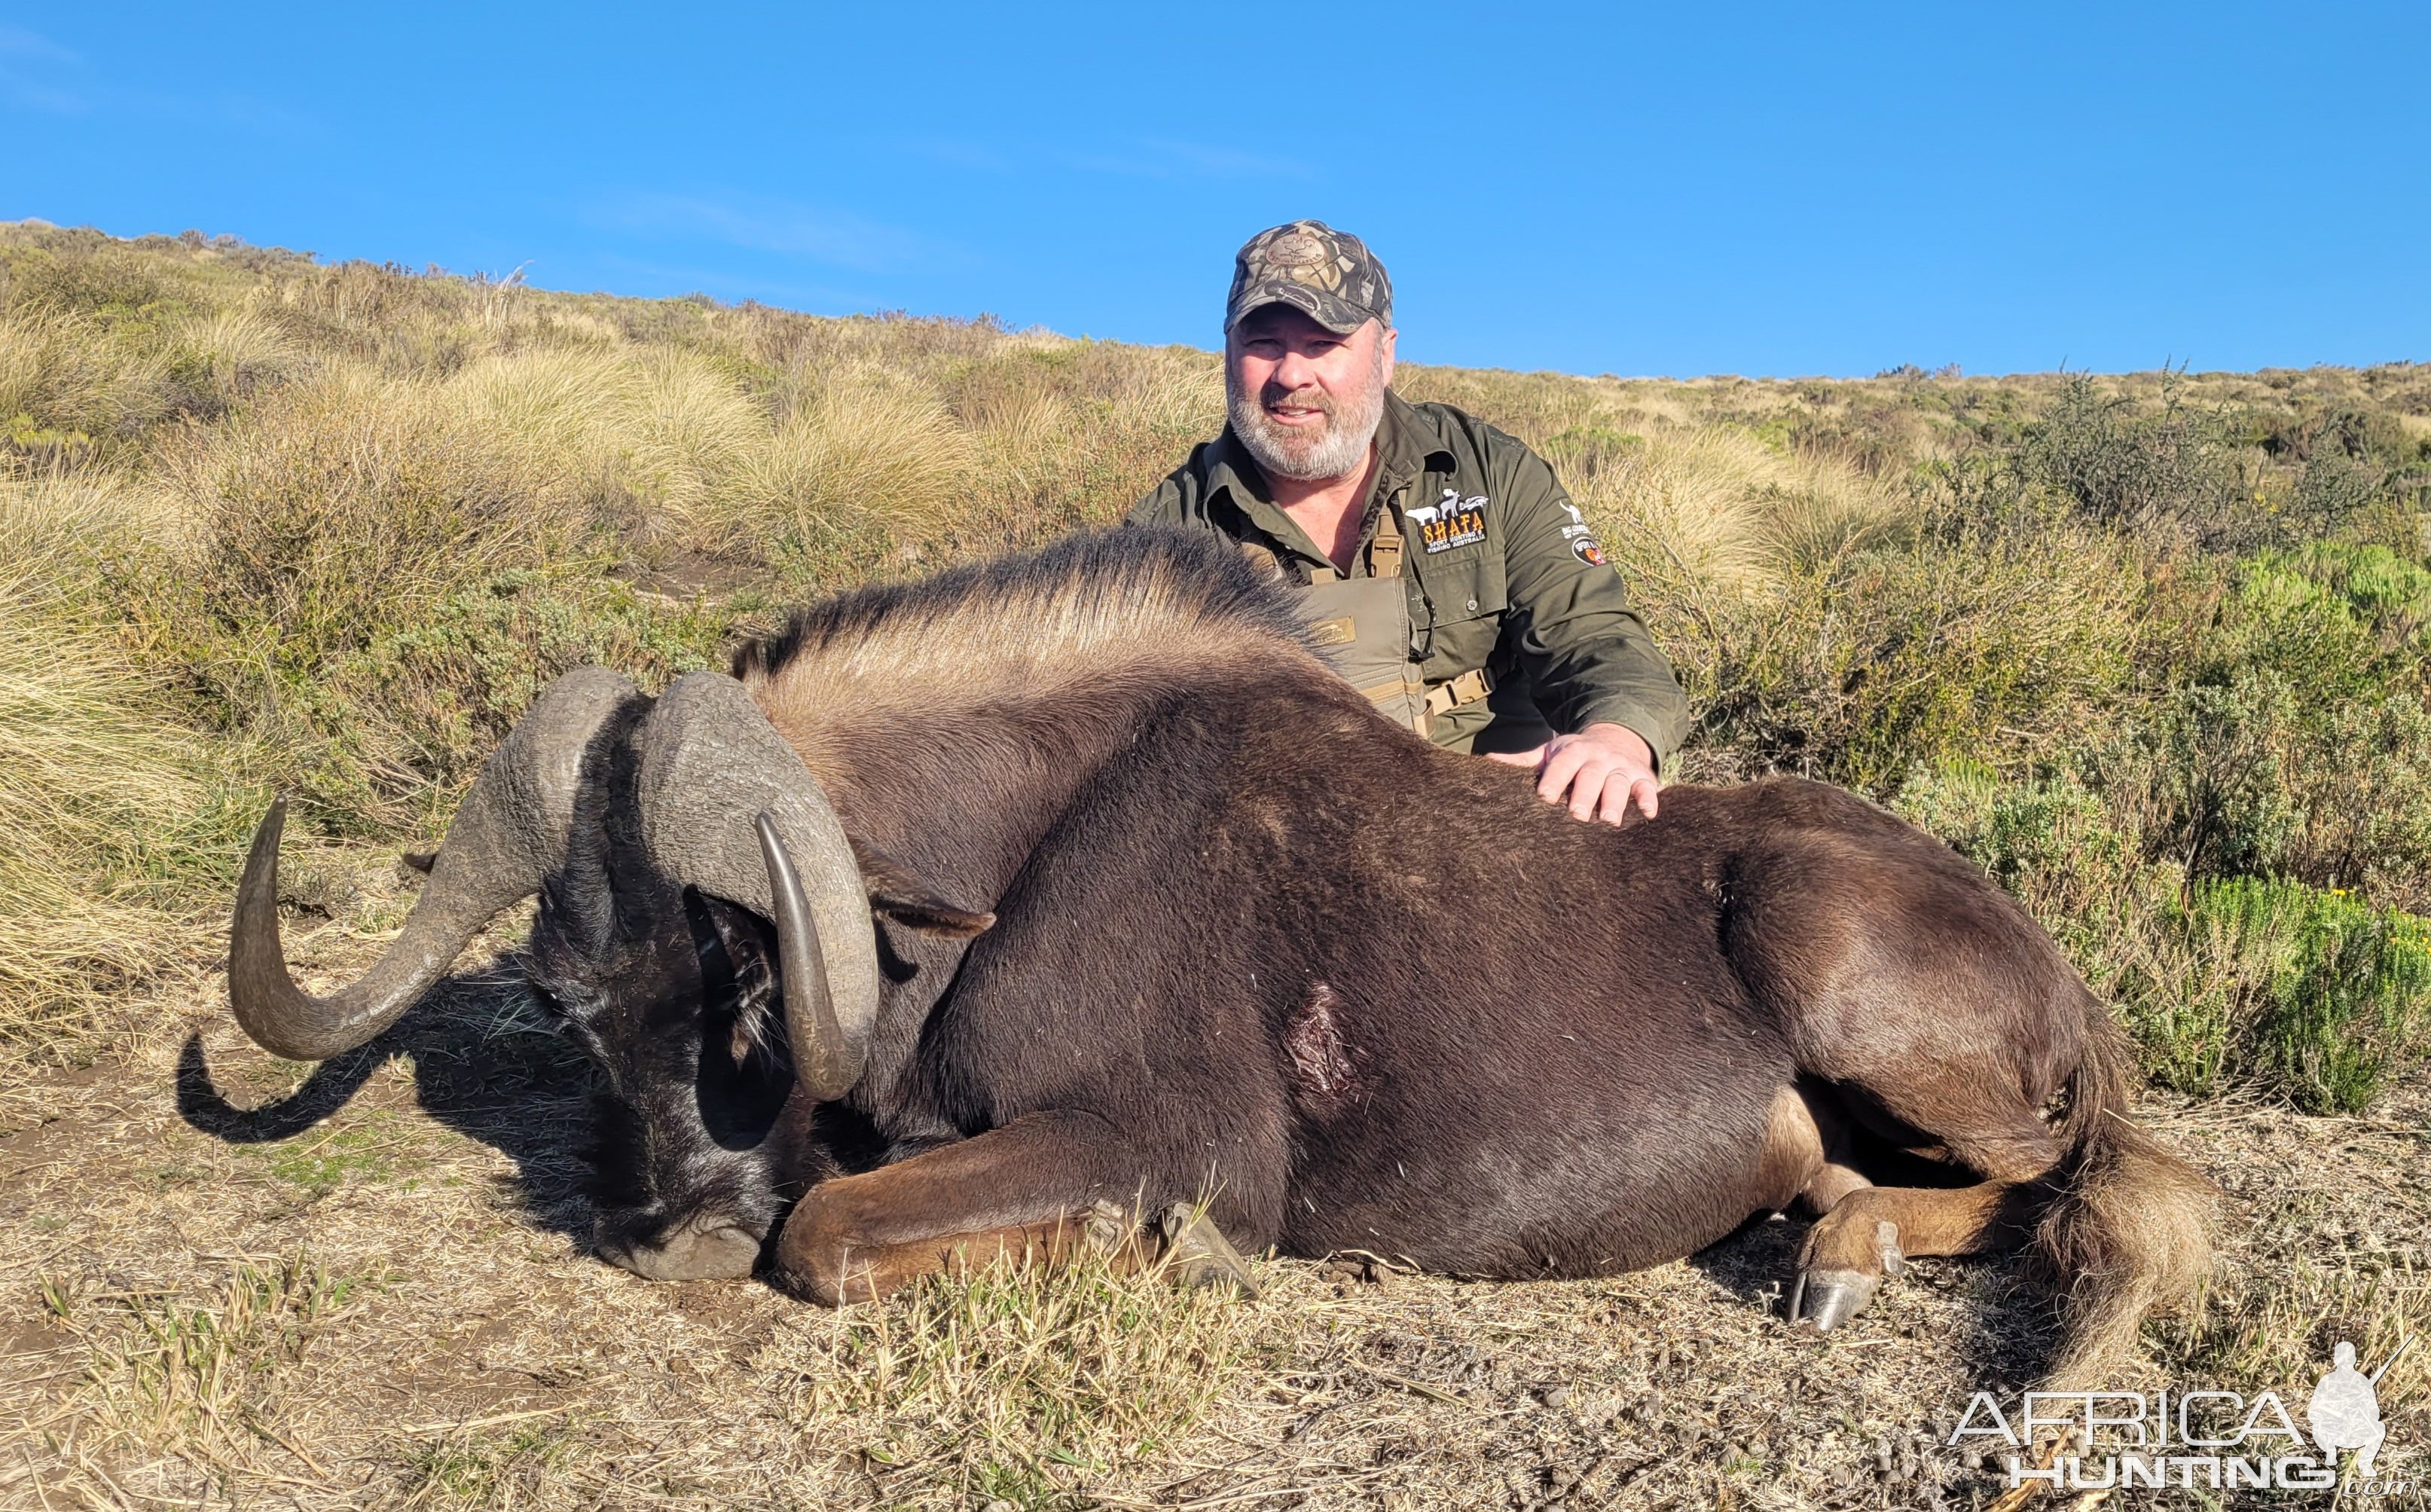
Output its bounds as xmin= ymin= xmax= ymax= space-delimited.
xmin=576 ymin=530 xmax=2209 ymax=1381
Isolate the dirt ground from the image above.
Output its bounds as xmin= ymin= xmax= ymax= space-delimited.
xmin=2 ymin=872 xmax=2426 ymax=1511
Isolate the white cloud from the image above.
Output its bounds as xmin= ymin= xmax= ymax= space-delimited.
xmin=0 ymin=23 xmax=84 ymax=113
xmin=592 ymin=191 xmax=960 ymax=275
xmin=1138 ymin=138 xmax=1315 ymax=181
xmin=0 ymin=25 xmax=78 ymax=63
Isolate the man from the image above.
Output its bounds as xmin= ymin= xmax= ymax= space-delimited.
xmin=1128 ymin=220 xmax=1688 ymax=823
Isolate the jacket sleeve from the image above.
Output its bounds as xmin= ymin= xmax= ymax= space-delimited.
xmin=1490 ymin=437 xmax=1690 ymax=773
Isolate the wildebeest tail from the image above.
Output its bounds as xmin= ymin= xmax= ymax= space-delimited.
xmin=2032 ymin=1009 xmax=2216 ymax=1388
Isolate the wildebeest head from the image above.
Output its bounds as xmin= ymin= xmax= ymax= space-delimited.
xmin=224 ymin=667 xmax=987 ymax=1281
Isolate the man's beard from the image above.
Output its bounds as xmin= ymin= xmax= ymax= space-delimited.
xmin=1226 ymin=351 xmax=1388 ymax=484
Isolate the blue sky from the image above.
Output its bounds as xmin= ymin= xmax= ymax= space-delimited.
xmin=8 ymin=2 xmax=2426 ymax=377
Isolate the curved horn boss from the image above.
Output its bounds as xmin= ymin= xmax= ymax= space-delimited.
xmin=629 ymin=672 xmax=878 ymax=1101
xmin=229 ymin=667 xmax=879 ymax=1100
xmin=228 ymin=667 xmax=641 ymax=1061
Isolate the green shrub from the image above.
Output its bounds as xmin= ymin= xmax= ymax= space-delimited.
xmin=1697 ymin=515 xmax=2141 ymax=791
xmin=2135 ymin=879 xmax=2431 ymax=1113
xmin=2191 ymin=543 xmax=2431 ymax=698
xmin=1899 ymin=761 xmax=2431 ymax=1113
xmin=2278 ymin=694 xmax=2431 ymax=909
xmin=2018 ymin=374 xmax=2246 ymax=545
xmin=2090 ymin=674 xmax=2302 ymax=882
xmin=2102 ymin=544 xmax=2431 ymax=906
xmin=313 ymin=571 xmax=729 ymax=828
xmin=166 ymin=570 xmax=729 ymax=834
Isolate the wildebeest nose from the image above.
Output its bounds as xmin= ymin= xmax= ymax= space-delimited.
xmin=603 ymin=1222 xmax=759 ymax=1282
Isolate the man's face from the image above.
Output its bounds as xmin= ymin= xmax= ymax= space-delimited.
xmin=1224 ymin=304 xmax=1396 ymax=484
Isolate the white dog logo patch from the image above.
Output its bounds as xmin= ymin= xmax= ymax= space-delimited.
xmin=1418 ymin=488 xmax=1487 ymax=553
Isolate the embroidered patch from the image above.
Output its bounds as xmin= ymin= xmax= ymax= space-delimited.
xmin=1572 ymin=537 xmax=1608 ymax=567
xmin=1410 ymin=488 xmax=1488 ymax=553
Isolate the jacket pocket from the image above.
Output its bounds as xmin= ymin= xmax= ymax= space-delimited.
xmin=1417 ymin=549 xmax=1507 ymax=657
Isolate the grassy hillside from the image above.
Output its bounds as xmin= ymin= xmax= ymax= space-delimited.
xmin=5 ymin=219 xmax=2431 ymax=1108
xmin=6 ymin=221 xmax=2431 ymax=1512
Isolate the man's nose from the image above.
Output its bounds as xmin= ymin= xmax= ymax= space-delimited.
xmin=1269 ymin=347 xmax=1319 ymax=392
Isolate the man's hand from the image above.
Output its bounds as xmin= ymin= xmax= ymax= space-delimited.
xmin=1486 ymin=722 xmax=1660 ymax=825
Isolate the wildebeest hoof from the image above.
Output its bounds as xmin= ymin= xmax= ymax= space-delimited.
xmin=1080 ymin=1199 xmax=1133 ymax=1254
xmin=1156 ymin=1202 xmax=1260 ymax=1298
xmin=1789 ymin=1267 xmax=1879 ymax=1331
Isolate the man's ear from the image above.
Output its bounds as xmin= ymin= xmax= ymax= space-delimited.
xmin=848 ymin=835 xmax=996 ymax=938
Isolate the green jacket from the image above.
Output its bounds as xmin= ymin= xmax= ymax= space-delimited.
xmin=1126 ymin=392 xmax=1688 ymax=770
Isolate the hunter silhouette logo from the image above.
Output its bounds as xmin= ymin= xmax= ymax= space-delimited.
xmin=1946 ymin=1336 xmax=2412 ymax=1493
xmin=2310 ymin=1338 xmax=2402 ymax=1475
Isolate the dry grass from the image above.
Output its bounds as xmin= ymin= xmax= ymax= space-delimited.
xmin=0 ymin=560 xmax=241 ymax=1038
xmin=0 ymin=311 xmax=175 ymax=453
xmin=151 ymin=366 xmax=594 ymax=657
xmin=4 ymin=223 xmax=2429 ymax=1506
xmin=1553 ymin=424 xmax=1919 ymax=603
xmin=713 ymin=366 xmax=979 ymax=557
xmin=758 ymin=1242 xmax=1266 ymax=1507
xmin=47 ymin=1253 xmax=363 ymax=1460
xmin=0 ymin=930 xmax=2421 ymax=1510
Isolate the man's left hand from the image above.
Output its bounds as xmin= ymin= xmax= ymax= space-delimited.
xmin=1486 ymin=722 xmax=1660 ymax=825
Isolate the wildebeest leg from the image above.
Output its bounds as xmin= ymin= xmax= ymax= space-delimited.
xmin=783 ymin=1209 xmax=1148 ymax=1305
xmin=769 ymin=1110 xmax=1253 ymax=1304
xmin=1776 ymin=1081 xmax=2057 ymax=1329
xmin=1771 ymin=1082 xmax=1870 ymax=1216
xmin=1791 ymin=1178 xmax=2045 ymax=1330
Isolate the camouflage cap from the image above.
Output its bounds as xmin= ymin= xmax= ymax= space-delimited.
xmin=1225 ymin=220 xmax=1392 ymax=335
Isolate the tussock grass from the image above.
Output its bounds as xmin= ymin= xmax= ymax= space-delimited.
xmin=714 ymin=365 xmax=979 ymax=561
xmin=0 ymin=310 xmax=176 ymax=455
xmin=154 ymin=365 xmax=591 ymax=656
xmin=1556 ymin=423 xmax=1919 ymax=599
xmin=0 ymin=559 xmax=253 ymax=1037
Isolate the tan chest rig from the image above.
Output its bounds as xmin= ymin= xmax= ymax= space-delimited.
xmin=1284 ymin=508 xmax=1493 ymax=741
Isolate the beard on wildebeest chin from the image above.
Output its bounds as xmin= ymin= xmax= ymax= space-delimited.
xmin=536 ymin=885 xmax=801 ymax=1268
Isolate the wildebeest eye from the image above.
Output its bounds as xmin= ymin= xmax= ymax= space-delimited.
xmin=722 ymin=951 xmax=782 ymax=1068
xmin=691 ymin=893 xmax=780 ymax=1069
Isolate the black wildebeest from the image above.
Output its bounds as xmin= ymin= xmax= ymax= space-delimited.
xmin=224 ymin=529 xmax=2211 ymax=1384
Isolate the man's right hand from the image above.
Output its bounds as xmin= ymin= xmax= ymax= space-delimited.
xmin=1485 ymin=721 xmax=1660 ymax=826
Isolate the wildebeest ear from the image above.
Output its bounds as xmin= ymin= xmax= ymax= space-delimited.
xmin=847 ymin=836 xmax=996 ymax=938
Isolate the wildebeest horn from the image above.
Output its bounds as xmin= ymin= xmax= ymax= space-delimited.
xmin=228 ymin=666 xmax=640 ymax=1061
xmin=631 ymin=672 xmax=878 ymax=1103
xmin=756 ymin=812 xmax=857 ymax=1099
